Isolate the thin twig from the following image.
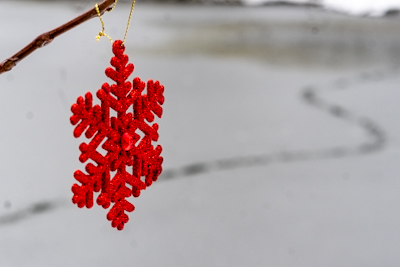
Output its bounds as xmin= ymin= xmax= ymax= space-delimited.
xmin=0 ymin=0 xmax=116 ymax=75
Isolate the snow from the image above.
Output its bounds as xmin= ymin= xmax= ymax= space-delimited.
xmin=322 ymin=0 xmax=400 ymax=15
xmin=1 ymin=1 xmax=400 ymax=266
xmin=242 ymin=0 xmax=400 ymax=16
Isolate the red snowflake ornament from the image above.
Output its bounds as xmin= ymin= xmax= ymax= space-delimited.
xmin=70 ymin=40 xmax=164 ymax=230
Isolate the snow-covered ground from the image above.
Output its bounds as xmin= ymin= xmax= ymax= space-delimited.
xmin=245 ymin=0 xmax=400 ymax=16
xmin=1 ymin=2 xmax=400 ymax=267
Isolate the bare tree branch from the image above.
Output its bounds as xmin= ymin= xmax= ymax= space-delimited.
xmin=0 ymin=0 xmax=116 ymax=75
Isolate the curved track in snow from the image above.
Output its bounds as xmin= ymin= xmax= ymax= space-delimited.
xmin=159 ymin=66 xmax=397 ymax=180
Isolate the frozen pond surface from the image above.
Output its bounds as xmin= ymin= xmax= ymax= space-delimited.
xmin=1 ymin=2 xmax=400 ymax=266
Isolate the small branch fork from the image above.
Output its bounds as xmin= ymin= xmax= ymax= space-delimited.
xmin=0 ymin=0 xmax=116 ymax=75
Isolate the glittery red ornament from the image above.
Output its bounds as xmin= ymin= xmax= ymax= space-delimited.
xmin=70 ymin=40 xmax=164 ymax=230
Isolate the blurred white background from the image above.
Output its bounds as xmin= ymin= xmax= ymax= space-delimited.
xmin=246 ymin=0 xmax=400 ymax=16
xmin=1 ymin=1 xmax=400 ymax=266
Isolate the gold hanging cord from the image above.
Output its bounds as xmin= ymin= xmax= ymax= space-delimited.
xmin=95 ymin=0 xmax=136 ymax=45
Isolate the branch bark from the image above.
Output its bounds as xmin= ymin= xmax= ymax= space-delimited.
xmin=0 ymin=0 xmax=116 ymax=75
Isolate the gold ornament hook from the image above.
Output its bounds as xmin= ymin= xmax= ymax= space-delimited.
xmin=95 ymin=0 xmax=135 ymax=45
xmin=95 ymin=3 xmax=113 ymax=43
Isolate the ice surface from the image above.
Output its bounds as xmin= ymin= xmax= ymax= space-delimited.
xmin=1 ymin=2 xmax=400 ymax=267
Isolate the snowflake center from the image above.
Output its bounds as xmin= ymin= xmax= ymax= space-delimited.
xmin=121 ymin=132 xmax=134 ymax=151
